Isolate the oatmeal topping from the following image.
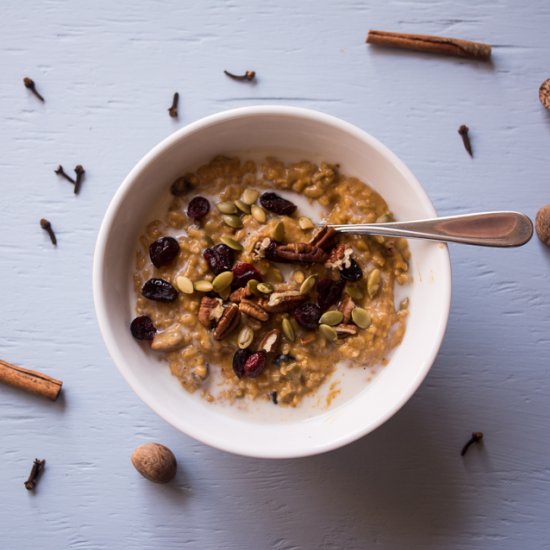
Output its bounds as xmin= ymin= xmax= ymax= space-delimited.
xmin=131 ymin=156 xmax=411 ymax=407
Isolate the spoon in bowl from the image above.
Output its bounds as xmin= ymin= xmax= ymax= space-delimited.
xmin=328 ymin=211 xmax=533 ymax=247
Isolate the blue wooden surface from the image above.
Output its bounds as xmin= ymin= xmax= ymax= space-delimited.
xmin=1 ymin=1 xmax=549 ymax=548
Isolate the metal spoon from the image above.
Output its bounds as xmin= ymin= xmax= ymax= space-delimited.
xmin=328 ymin=211 xmax=533 ymax=247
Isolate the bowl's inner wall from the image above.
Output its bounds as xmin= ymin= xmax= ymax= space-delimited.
xmin=96 ymin=109 xmax=450 ymax=457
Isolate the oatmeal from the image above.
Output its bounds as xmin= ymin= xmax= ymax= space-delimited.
xmin=131 ymin=156 xmax=411 ymax=407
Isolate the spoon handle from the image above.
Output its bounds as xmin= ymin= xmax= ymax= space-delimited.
xmin=328 ymin=211 xmax=533 ymax=247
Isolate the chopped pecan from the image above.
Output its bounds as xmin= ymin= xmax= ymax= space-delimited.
xmin=198 ymin=296 xmax=224 ymax=328
xmin=213 ymin=303 xmax=241 ymax=340
xmin=258 ymin=329 xmax=281 ymax=354
xmin=239 ymin=299 xmax=269 ymax=322
xmin=309 ymin=226 xmax=338 ymax=252
xmin=261 ymin=290 xmax=307 ymax=313
xmin=229 ymin=286 xmax=252 ymax=303
xmin=274 ymin=243 xmax=327 ymax=263
xmin=326 ymin=244 xmax=353 ymax=270
xmin=338 ymin=293 xmax=356 ymax=324
xmin=335 ymin=324 xmax=358 ymax=338
xmin=252 ymin=237 xmax=277 ymax=260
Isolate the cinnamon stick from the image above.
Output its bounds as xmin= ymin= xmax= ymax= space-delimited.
xmin=366 ymin=30 xmax=491 ymax=61
xmin=0 ymin=359 xmax=62 ymax=401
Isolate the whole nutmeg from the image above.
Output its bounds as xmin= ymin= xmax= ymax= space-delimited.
xmin=131 ymin=443 xmax=177 ymax=483
xmin=535 ymin=204 xmax=550 ymax=246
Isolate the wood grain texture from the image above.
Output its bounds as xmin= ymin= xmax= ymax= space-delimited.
xmin=1 ymin=0 xmax=550 ymax=548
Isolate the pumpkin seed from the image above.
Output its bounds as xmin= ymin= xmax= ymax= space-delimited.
xmin=319 ymin=324 xmax=337 ymax=342
xmin=346 ymin=285 xmax=364 ymax=301
xmin=293 ymin=270 xmax=305 ymax=284
xmin=367 ymin=269 xmax=381 ymax=298
xmin=194 ymin=280 xmax=214 ymax=292
xmin=237 ymin=326 xmax=254 ymax=349
xmin=175 ymin=275 xmax=194 ymax=294
xmin=299 ymin=274 xmax=317 ymax=295
xmin=400 ymin=297 xmax=409 ymax=310
xmin=222 ymin=214 xmax=243 ymax=229
xmin=272 ymin=220 xmax=285 ymax=241
xmin=281 ymin=318 xmax=295 ymax=342
xmin=220 ymin=235 xmax=244 ymax=251
xmin=241 ymin=188 xmax=259 ymax=205
xmin=217 ymin=201 xmax=238 ymax=215
xmin=251 ymin=205 xmax=267 ymax=223
xmin=319 ymin=310 xmax=343 ymax=326
xmin=234 ymin=199 xmax=251 ymax=214
xmin=218 ymin=286 xmax=231 ymax=300
xmin=257 ymin=282 xmax=274 ymax=294
xmin=351 ymin=307 xmax=371 ymax=329
xmin=212 ymin=271 xmax=234 ymax=293
xmin=247 ymin=279 xmax=261 ymax=296
xmin=298 ymin=216 xmax=315 ymax=230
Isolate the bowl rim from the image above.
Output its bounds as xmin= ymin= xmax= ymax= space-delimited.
xmin=93 ymin=105 xmax=452 ymax=458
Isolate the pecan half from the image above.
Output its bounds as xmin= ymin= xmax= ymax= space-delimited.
xmin=230 ymin=286 xmax=252 ymax=303
xmin=258 ymin=328 xmax=281 ymax=354
xmin=261 ymin=290 xmax=307 ymax=313
xmin=274 ymin=243 xmax=327 ymax=263
xmin=239 ymin=299 xmax=269 ymax=322
xmin=198 ymin=296 xmax=224 ymax=328
xmin=335 ymin=324 xmax=358 ymax=338
xmin=338 ymin=293 xmax=356 ymax=324
xmin=213 ymin=303 xmax=241 ymax=340
xmin=326 ymin=243 xmax=353 ymax=270
xmin=309 ymin=226 xmax=338 ymax=252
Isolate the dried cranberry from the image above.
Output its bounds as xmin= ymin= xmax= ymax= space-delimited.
xmin=203 ymin=244 xmax=234 ymax=275
xmin=340 ymin=259 xmax=363 ymax=282
xmin=142 ymin=278 xmax=178 ymax=303
xmin=264 ymin=240 xmax=280 ymax=261
xmin=233 ymin=348 xmax=251 ymax=379
xmin=244 ymin=351 xmax=267 ymax=378
xmin=149 ymin=236 xmax=180 ymax=268
xmin=130 ymin=316 xmax=157 ymax=340
xmin=187 ymin=196 xmax=210 ymax=220
xmin=231 ymin=261 xmax=263 ymax=290
xmin=316 ymin=278 xmax=345 ymax=311
xmin=259 ymin=192 xmax=297 ymax=216
xmin=294 ymin=302 xmax=322 ymax=330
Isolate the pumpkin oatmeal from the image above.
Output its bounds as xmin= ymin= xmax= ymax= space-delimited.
xmin=131 ymin=155 xmax=411 ymax=407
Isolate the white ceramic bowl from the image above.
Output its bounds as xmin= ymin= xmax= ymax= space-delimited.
xmin=93 ymin=106 xmax=451 ymax=458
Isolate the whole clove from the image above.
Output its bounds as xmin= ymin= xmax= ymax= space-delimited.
xmin=55 ymin=165 xmax=76 ymax=185
xmin=74 ymin=165 xmax=85 ymax=195
xmin=461 ymin=431 xmax=483 ymax=456
xmin=23 ymin=77 xmax=45 ymax=102
xmin=458 ymin=124 xmax=473 ymax=157
xmin=24 ymin=459 xmax=45 ymax=490
xmin=40 ymin=218 xmax=57 ymax=246
xmin=168 ymin=92 xmax=179 ymax=118
xmin=224 ymin=69 xmax=256 ymax=82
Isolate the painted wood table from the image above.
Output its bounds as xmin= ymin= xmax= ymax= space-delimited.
xmin=1 ymin=1 xmax=549 ymax=548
